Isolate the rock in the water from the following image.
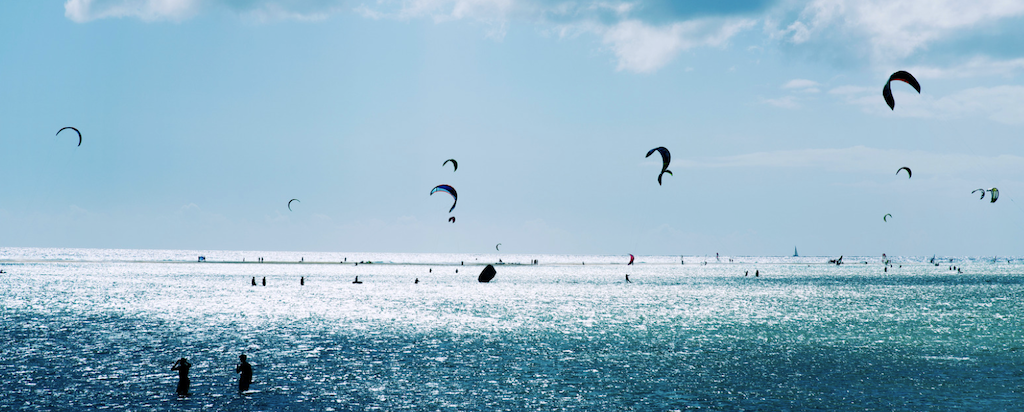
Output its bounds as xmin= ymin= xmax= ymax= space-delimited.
xmin=478 ymin=264 xmax=496 ymax=283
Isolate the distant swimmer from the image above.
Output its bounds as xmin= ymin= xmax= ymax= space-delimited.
xmin=172 ymin=357 xmax=191 ymax=397
xmin=251 ymin=277 xmax=256 ymax=286
xmin=300 ymin=276 xmax=304 ymax=286
xmin=745 ymin=271 xmax=748 ymax=277
xmin=262 ymin=277 xmax=266 ymax=286
xmin=415 ymin=278 xmax=419 ymax=284
xmin=755 ymin=270 xmax=759 ymax=277
xmin=625 ymin=274 xmax=631 ymax=283
xmin=353 ymin=276 xmax=362 ymax=284
xmin=236 ymin=354 xmax=252 ymax=393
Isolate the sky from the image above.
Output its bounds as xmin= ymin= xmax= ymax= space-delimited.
xmin=2 ymin=0 xmax=1024 ymax=256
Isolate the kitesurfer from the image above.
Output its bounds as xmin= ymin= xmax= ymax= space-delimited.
xmin=236 ymin=354 xmax=252 ymax=393
xmin=300 ymin=276 xmax=304 ymax=286
xmin=415 ymin=278 xmax=419 ymax=284
xmin=251 ymin=277 xmax=256 ymax=286
xmin=172 ymin=357 xmax=191 ymax=397
xmin=262 ymin=277 xmax=266 ymax=286
xmin=745 ymin=271 xmax=748 ymax=277
xmin=755 ymin=270 xmax=759 ymax=277
xmin=353 ymin=276 xmax=362 ymax=284
xmin=625 ymin=274 xmax=631 ymax=283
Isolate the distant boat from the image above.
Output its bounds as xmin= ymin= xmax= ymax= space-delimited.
xmin=793 ymin=247 xmax=798 ymax=257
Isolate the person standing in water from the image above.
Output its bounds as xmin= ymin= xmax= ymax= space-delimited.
xmin=251 ymin=277 xmax=256 ymax=286
xmin=625 ymin=274 xmax=631 ymax=283
xmin=300 ymin=276 xmax=304 ymax=286
xmin=261 ymin=277 xmax=266 ymax=286
xmin=236 ymin=354 xmax=252 ymax=393
xmin=171 ymin=357 xmax=191 ymax=397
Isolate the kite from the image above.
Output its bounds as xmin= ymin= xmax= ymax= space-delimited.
xmin=896 ymin=167 xmax=911 ymax=178
xmin=443 ymin=159 xmax=458 ymax=172
xmin=882 ymin=71 xmax=921 ymax=110
xmin=56 ymin=127 xmax=82 ymax=146
xmin=287 ymin=199 xmax=300 ymax=211
xmin=645 ymin=147 xmax=672 ymax=185
xmin=883 ymin=213 xmax=892 ymax=222
xmin=430 ymin=184 xmax=457 ymax=213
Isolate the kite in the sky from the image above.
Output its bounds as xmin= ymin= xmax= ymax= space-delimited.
xmin=989 ymin=188 xmax=999 ymax=203
xmin=973 ymin=188 xmax=986 ymax=200
xmin=56 ymin=127 xmax=82 ymax=146
xmin=430 ymin=184 xmax=457 ymax=213
xmin=628 ymin=254 xmax=634 ymax=265
xmin=287 ymin=199 xmax=300 ymax=211
xmin=883 ymin=213 xmax=892 ymax=222
xmin=443 ymin=159 xmax=458 ymax=172
xmin=882 ymin=71 xmax=921 ymax=110
xmin=645 ymin=147 xmax=672 ymax=185
xmin=449 ymin=217 xmax=456 ymax=223
xmin=495 ymin=243 xmax=501 ymax=251
xmin=896 ymin=167 xmax=911 ymax=178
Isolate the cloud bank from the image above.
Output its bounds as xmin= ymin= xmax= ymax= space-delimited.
xmin=65 ymin=0 xmax=1024 ymax=75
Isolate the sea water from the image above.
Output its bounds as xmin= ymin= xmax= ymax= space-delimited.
xmin=2 ymin=248 xmax=1023 ymax=411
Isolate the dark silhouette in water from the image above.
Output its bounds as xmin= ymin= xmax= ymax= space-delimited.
xmin=625 ymin=274 xmax=631 ymax=283
xmin=415 ymin=278 xmax=419 ymax=284
xmin=236 ymin=354 xmax=252 ymax=393
xmin=300 ymin=276 xmax=304 ymax=286
xmin=478 ymin=264 xmax=496 ymax=282
xmin=353 ymin=276 xmax=362 ymax=284
xmin=262 ymin=277 xmax=266 ymax=286
xmin=755 ymin=270 xmax=759 ymax=277
xmin=429 ymin=268 xmax=432 ymax=273
xmin=745 ymin=271 xmax=748 ymax=277
xmin=251 ymin=277 xmax=256 ymax=286
xmin=172 ymin=357 xmax=191 ymax=397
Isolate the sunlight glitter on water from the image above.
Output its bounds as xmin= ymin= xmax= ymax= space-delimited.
xmin=3 ymin=248 xmax=1024 ymax=410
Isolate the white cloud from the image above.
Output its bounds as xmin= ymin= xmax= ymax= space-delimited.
xmin=65 ymin=0 xmax=200 ymax=22
xmin=776 ymin=0 xmax=1024 ymax=63
xmin=830 ymin=82 xmax=1024 ymax=124
xmin=600 ymin=18 xmax=755 ymax=73
xmin=907 ymin=56 xmax=1024 ymax=79
xmin=679 ymin=146 xmax=1024 ymax=178
xmin=64 ymin=0 xmax=347 ymax=22
xmin=762 ymin=95 xmax=800 ymax=108
xmin=783 ymin=79 xmax=819 ymax=89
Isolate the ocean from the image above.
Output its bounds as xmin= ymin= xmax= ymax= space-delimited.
xmin=2 ymin=248 xmax=1023 ymax=411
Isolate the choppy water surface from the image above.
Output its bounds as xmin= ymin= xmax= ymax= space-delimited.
xmin=3 ymin=248 xmax=1024 ymax=411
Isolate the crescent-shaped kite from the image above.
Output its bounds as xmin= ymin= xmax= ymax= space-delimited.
xmin=896 ymin=167 xmax=911 ymax=178
xmin=883 ymin=213 xmax=892 ymax=222
xmin=449 ymin=216 xmax=456 ymax=223
xmin=989 ymin=188 xmax=999 ymax=203
xmin=287 ymin=199 xmax=300 ymax=211
xmin=443 ymin=159 xmax=458 ymax=172
xmin=56 ymin=127 xmax=82 ymax=147
xmin=882 ymin=71 xmax=921 ymax=110
xmin=430 ymin=184 xmax=457 ymax=213
xmin=495 ymin=243 xmax=501 ymax=251
xmin=646 ymin=147 xmax=672 ymax=185
xmin=973 ymin=188 xmax=986 ymax=200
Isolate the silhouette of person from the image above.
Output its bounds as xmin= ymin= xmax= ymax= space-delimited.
xmin=353 ymin=276 xmax=362 ymax=284
xmin=745 ymin=271 xmax=748 ymax=277
xmin=415 ymin=278 xmax=419 ymax=284
xmin=262 ymin=277 xmax=266 ymax=286
xmin=755 ymin=270 xmax=759 ymax=277
xmin=429 ymin=268 xmax=432 ymax=273
xmin=251 ymin=277 xmax=256 ymax=286
xmin=625 ymin=274 xmax=631 ymax=283
xmin=236 ymin=354 xmax=252 ymax=393
xmin=300 ymin=276 xmax=304 ymax=286
xmin=172 ymin=357 xmax=191 ymax=397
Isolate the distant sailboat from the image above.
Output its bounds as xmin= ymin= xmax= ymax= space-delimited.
xmin=793 ymin=246 xmax=798 ymax=257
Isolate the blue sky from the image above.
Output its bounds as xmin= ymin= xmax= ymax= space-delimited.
xmin=2 ymin=0 xmax=1024 ymax=256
